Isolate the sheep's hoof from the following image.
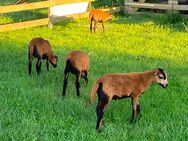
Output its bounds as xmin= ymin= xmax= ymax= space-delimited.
xmin=130 ymin=120 xmax=135 ymax=124
xmin=62 ymin=95 xmax=66 ymax=100
xmin=96 ymin=128 xmax=102 ymax=133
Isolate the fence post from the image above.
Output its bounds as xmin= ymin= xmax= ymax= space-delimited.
xmin=48 ymin=0 xmax=54 ymax=28
xmin=124 ymin=0 xmax=134 ymax=13
xmin=168 ymin=0 xmax=178 ymax=10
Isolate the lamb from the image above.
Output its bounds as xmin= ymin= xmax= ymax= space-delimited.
xmin=28 ymin=37 xmax=58 ymax=75
xmin=90 ymin=68 xmax=168 ymax=131
xmin=89 ymin=9 xmax=112 ymax=33
xmin=62 ymin=50 xmax=89 ymax=97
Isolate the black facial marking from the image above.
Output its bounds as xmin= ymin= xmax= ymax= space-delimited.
xmin=158 ymin=68 xmax=166 ymax=79
xmin=159 ymin=83 xmax=167 ymax=88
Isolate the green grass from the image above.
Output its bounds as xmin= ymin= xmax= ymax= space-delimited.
xmin=0 ymin=13 xmax=188 ymax=141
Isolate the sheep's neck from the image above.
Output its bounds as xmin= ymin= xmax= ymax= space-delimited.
xmin=47 ymin=51 xmax=53 ymax=58
xmin=142 ymin=70 xmax=155 ymax=88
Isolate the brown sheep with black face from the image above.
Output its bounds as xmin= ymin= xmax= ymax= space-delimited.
xmin=28 ymin=37 xmax=58 ymax=75
xmin=90 ymin=68 xmax=168 ymax=131
xmin=89 ymin=9 xmax=112 ymax=33
xmin=62 ymin=50 xmax=89 ymax=97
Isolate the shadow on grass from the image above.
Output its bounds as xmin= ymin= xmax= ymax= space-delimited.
xmin=111 ymin=12 xmax=188 ymax=32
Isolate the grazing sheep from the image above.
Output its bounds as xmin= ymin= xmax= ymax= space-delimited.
xmin=90 ymin=68 xmax=168 ymax=131
xmin=89 ymin=9 xmax=112 ymax=33
xmin=28 ymin=37 xmax=58 ymax=75
xmin=62 ymin=50 xmax=89 ymax=97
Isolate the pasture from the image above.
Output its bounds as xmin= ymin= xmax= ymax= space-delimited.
xmin=0 ymin=9 xmax=188 ymax=140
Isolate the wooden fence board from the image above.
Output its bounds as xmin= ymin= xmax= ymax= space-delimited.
xmin=0 ymin=18 xmax=49 ymax=32
xmin=173 ymin=5 xmax=188 ymax=10
xmin=0 ymin=0 xmax=95 ymax=14
xmin=125 ymin=2 xmax=171 ymax=10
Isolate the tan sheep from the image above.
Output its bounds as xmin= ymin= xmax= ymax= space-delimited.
xmin=90 ymin=68 xmax=168 ymax=131
xmin=89 ymin=9 xmax=112 ymax=33
xmin=28 ymin=37 xmax=58 ymax=75
xmin=62 ymin=50 xmax=89 ymax=97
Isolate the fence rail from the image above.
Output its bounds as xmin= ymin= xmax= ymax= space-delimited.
xmin=0 ymin=0 xmax=121 ymax=33
xmin=0 ymin=0 xmax=95 ymax=14
xmin=125 ymin=3 xmax=171 ymax=10
xmin=124 ymin=0 xmax=188 ymax=13
xmin=0 ymin=18 xmax=49 ymax=32
xmin=1 ymin=0 xmax=187 ymax=32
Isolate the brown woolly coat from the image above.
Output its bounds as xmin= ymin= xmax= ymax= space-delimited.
xmin=89 ymin=9 xmax=112 ymax=24
xmin=91 ymin=69 xmax=161 ymax=102
xmin=66 ymin=50 xmax=89 ymax=75
xmin=29 ymin=37 xmax=54 ymax=60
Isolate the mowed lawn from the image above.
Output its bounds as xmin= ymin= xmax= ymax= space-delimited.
xmin=0 ymin=14 xmax=188 ymax=140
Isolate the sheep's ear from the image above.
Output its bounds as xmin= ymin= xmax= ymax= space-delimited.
xmin=154 ymin=72 xmax=158 ymax=76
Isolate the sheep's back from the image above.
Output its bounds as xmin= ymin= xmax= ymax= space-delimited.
xmin=67 ymin=51 xmax=89 ymax=71
xmin=29 ymin=38 xmax=51 ymax=55
xmin=97 ymin=74 xmax=143 ymax=98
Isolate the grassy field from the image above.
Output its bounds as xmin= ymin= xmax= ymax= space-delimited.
xmin=0 ymin=9 xmax=188 ymax=140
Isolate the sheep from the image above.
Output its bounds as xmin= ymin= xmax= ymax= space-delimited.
xmin=62 ymin=50 xmax=89 ymax=97
xmin=90 ymin=68 xmax=168 ymax=131
xmin=28 ymin=37 xmax=58 ymax=75
xmin=89 ymin=9 xmax=112 ymax=33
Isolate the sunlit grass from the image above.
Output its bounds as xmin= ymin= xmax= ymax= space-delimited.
xmin=0 ymin=13 xmax=188 ymax=140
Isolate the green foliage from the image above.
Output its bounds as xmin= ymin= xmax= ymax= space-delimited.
xmin=93 ymin=0 xmax=124 ymax=8
xmin=159 ymin=11 xmax=184 ymax=24
xmin=0 ymin=14 xmax=188 ymax=140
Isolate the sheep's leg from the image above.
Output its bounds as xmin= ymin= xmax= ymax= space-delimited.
xmin=96 ymin=89 xmax=109 ymax=132
xmin=96 ymin=101 xmax=109 ymax=132
xmin=137 ymin=103 xmax=142 ymax=120
xmin=94 ymin=21 xmax=97 ymax=33
xmin=90 ymin=20 xmax=93 ymax=33
xmin=131 ymin=97 xmax=138 ymax=123
xmin=28 ymin=60 xmax=32 ymax=75
xmin=62 ymin=72 xmax=69 ymax=97
xmin=102 ymin=22 xmax=105 ymax=32
xmin=46 ymin=59 xmax=49 ymax=71
xmin=137 ymin=103 xmax=140 ymax=115
xmin=83 ymin=71 xmax=88 ymax=84
xmin=62 ymin=60 xmax=71 ymax=97
xmin=96 ymin=100 xmax=104 ymax=131
xmin=75 ymin=72 xmax=81 ymax=96
xmin=96 ymin=100 xmax=102 ymax=116
xmin=28 ymin=51 xmax=33 ymax=75
xmin=36 ymin=57 xmax=42 ymax=75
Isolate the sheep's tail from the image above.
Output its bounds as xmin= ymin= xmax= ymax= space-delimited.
xmin=28 ymin=44 xmax=36 ymax=61
xmin=91 ymin=81 xmax=101 ymax=103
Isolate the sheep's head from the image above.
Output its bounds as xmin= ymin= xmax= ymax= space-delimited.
xmin=154 ymin=68 xmax=168 ymax=88
xmin=49 ymin=54 xmax=58 ymax=68
xmin=106 ymin=13 xmax=113 ymax=21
